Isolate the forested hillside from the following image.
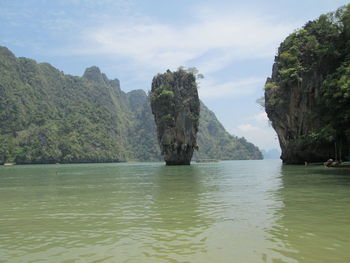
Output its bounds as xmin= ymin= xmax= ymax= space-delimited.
xmin=0 ymin=46 xmax=262 ymax=164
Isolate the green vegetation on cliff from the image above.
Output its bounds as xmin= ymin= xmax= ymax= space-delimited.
xmin=265 ymin=4 xmax=350 ymax=163
xmin=195 ymin=103 xmax=262 ymax=160
xmin=150 ymin=69 xmax=200 ymax=165
xmin=0 ymin=46 xmax=262 ymax=164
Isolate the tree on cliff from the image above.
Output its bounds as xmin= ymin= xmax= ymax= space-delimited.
xmin=0 ymin=46 xmax=262 ymax=164
xmin=150 ymin=68 xmax=200 ymax=165
xmin=265 ymin=4 xmax=350 ymax=164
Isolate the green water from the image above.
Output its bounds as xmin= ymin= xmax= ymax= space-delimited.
xmin=0 ymin=160 xmax=349 ymax=263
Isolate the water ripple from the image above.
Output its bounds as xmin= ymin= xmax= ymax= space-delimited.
xmin=1 ymin=160 xmax=350 ymax=262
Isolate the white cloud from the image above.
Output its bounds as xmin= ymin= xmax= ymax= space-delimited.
xmin=199 ymin=77 xmax=264 ymax=99
xmin=231 ymin=111 xmax=280 ymax=151
xmin=237 ymin=124 xmax=260 ymax=132
xmin=58 ymin=5 xmax=296 ymax=75
xmin=233 ymin=124 xmax=279 ymax=151
xmin=42 ymin=2 xmax=297 ymax=96
xmin=254 ymin=112 xmax=269 ymax=123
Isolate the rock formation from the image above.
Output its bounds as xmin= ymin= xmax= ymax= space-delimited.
xmin=0 ymin=46 xmax=262 ymax=164
xmin=265 ymin=5 xmax=350 ymax=164
xmin=150 ymin=69 xmax=200 ymax=165
xmin=265 ymin=64 xmax=329 ymax=164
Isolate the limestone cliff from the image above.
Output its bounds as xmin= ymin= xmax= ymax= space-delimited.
xmin=265 ymin=64 xmax=327 ymax=164
xmin=265 ymin=5 xmax=350 ymax=164
xmin=150 ymin=69 xmax=200 ymax=165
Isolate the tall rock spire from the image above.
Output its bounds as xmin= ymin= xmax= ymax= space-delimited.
xmin=150 ymin=69 xmax=200 ymax=165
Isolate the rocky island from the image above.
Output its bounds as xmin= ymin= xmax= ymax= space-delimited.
xmin=265 ymin=4 xmax=350 ymax=164
xmin=150 ymin=69 xmax=200 ymax=165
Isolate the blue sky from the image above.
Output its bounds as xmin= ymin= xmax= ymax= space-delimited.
xmin=1 ymin=0 xmax=349 ymax=151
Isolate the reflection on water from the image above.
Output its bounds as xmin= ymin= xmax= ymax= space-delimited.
xmin=268 ymin=165 xmax=350 ymax=263
xmin=0 ymin=161 xmax=349 ymax=262
xmin=147 ymin=166 xmax=208 ymax=262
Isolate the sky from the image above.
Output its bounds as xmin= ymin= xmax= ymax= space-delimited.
xmin=1 ymin=0 xmax=349 ymax=152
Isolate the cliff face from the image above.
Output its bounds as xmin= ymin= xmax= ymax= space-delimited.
xmin=265 ymin=65 xmax=326 ymax=164
xmin=150 ymin=69 xmax=200 ymax=165
xmin=265 ymin=5 xmax=350 ymax=164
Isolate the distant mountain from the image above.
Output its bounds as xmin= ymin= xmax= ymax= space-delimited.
xmin=0 ymin=46 xmax=262 ymax=164
xmin=195 ymin=103 xmax=263 ymax=160
xmin=262 ymin=149 xmax=281 ymax=159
